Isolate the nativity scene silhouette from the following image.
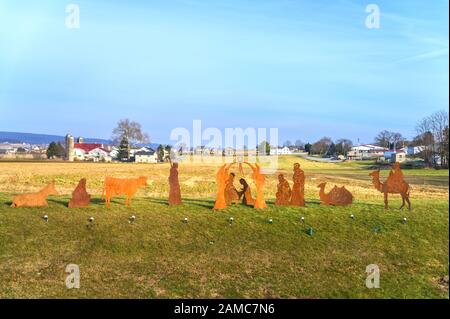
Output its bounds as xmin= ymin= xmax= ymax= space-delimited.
xmin=213 ymin=161 xmax=266 ymax=209
xmin=7 ymin=161 xmax=410 ymax=211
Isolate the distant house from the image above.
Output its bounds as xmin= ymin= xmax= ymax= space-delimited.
xmin=109 ymin=146 xmax=119 ymax=159
xmin=88 ymin=147 xmax=112 ymax=162
xmin=400 ymin=146 xmax=425 ymax=156
xmin=347 ymin=144 xmax=388 ymax=160
xmin=0 ymin=142 xmax=46 ymax=159
xmin=270 ymin=146 xmax=292 ymax=155
xmin=384 ymin=151 xmax=406 ymax=163
xmin=0 ymin=145 xmax=14 ymax=154
xmin=223 ymin=147 xmax=235 ymax=156
xmin=0 ymin=142 xmax=29 ymax=154
xmin=134 ymin=148 xmax=157 ymax=163
xmin=73 ymin=142 xmax=111 ymax=162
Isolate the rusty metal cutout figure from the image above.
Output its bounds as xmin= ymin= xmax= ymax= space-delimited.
xmin=369 ymin=162 xmax=411 ymax=210
xmin=168 ymin=158 xmax=182 ymax=206
xmin=102 ymin=176 xmax=147 ymax=207
xmin=225 ymin=172 xmax=240 ymax=205
xmin=275 ymin=174 xmax=291 ymax=206
xmin=213 ymin=163 xmax=232 ymax=209
xmin=68 ymin=178 xmax=91 ymax=208
xmin=213 ymin=161 xmax=266 ymax=209
xmin=317 ymin=182 xmax=353 ymax=206
xmin=247 ymin=162 xmax=267 ymax=209
xmin=11 ymin=181 xmax=59 ymax=208
xmin=238 ymin=178 xmax=255 ymax=206
xmin=290 ymin=163 xmax=305 ymax=206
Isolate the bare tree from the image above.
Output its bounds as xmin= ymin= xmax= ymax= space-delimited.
xmin=311 ymin=137 xmax=333 ymax=156
xmin=374 ymin=130 xmax=392 ymax=148
xmin=294 ymin=139 xmax=304 ymax=149
xmin=443 ymin=125 xmax=449 ymax=167
xmin=390 ymin=132 xmax=405 ymax=151
xmin=430 ymin=110 xmax=449 ymax=167
xmin=416 ymin=116 xmax=435 ymax=166
xmin=415 ymin=110 xmax=449 ymax=167
xmin=335 ymin=138 xmax=353 ymax=156
xmin=112 ymin=119 xmax=150 ymax=159
xmin=374 ymin=130 xmax=404 ymax=150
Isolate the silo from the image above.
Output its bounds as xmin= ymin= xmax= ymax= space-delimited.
xmin=65 ymin=134 xmax=75 ymax=161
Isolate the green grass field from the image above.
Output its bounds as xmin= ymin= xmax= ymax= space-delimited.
xmin=0 ymin=157 xmax=448 ymax=298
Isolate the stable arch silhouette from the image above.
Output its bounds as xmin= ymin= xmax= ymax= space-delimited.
xmin=213 ymin=161 xmax=267 ymax=209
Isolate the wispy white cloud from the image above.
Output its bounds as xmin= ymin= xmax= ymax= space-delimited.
xmin=392 ymin=48 xmax=449 ymax=64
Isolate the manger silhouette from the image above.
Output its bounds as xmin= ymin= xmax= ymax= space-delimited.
xmin=11 ymin=181 xmax=59 ymax=208
xmin=213 ymin=161 xmax=266 ymax=209
xmin=238 ymin=178 xmax=255 ymax=206
xmin=225 ymin=172 xmax=240 ymax=205
xmin=369 ymin=162 xmax=411 ymax=210
xmin=102 ymin=176 xmax=147 ymax=207
xmin=317 ymin=182 xmax=353 ymax=206
xmin=68 ymin=178 xmax=91 ymax=208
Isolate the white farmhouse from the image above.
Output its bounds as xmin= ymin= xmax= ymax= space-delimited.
xmin=347 ymin=144 xmax=387 ymax=160
xmin=400 ymin=146 xmax=425 ymax=156
xmin=270 ymin=146 xmax=292 ymax=155
xmin=88 ymin=147 xmax=112 ymax=162
xmin=134 ymin=149 xmax=157 ymax=163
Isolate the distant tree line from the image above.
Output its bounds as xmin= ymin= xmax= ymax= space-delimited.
xmin=307 ymin=137 xmax=353 ymax=157
xmin=47 ymin=114 xmax=448 ymax=168
xmin=302 ymin=110 xmax=449 ymax=168
xmin=414 ymin=110 xmax=448 ymax=168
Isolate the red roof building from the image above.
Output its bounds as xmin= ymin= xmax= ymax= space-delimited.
xmin=74 ymin=143 xmax=104 ymax=153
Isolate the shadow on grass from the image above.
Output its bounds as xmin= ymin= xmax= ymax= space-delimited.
xmin=47 ymin=196 xmax=125 ymax=208
xmin=2 ymin=201 xmax=13 ymax=207
xmin=146 ymin=197 xmax=217 ymax=209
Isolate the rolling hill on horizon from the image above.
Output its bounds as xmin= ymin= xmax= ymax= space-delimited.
xmin=0 ymin=131 xmax=160 ymax=149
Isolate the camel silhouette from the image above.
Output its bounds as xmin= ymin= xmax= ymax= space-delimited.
xmin=369 ymin=169 xmax=411 ymax=210
xmin=317 ymin=182 xmax=353 ymax=206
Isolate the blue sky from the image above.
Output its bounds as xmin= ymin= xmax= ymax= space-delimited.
xmin=0 ymin=0 xmax=448 ymax=145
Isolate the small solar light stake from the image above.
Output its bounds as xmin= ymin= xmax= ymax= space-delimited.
xmin=43 ymin=215 xmax=48 ymax=222
xmin=402 ymin=217 xmax=407 ymax=223
xmin=350 ymin=214 xmax=355 ymax=219
xmin=86 ymin=216 xmax=95 ymax=229
xmin=183 ymin=217 xmax=188 ymax=224
xmin=129 ymin=215 xmax=136 ymax=223
xmin=268 ymin=218 xmax=273 ymax=224
xmin=229 ymin=217 xmax=234 ymax=224
xmin=300 ymin=216 xmax=305 ymax=223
